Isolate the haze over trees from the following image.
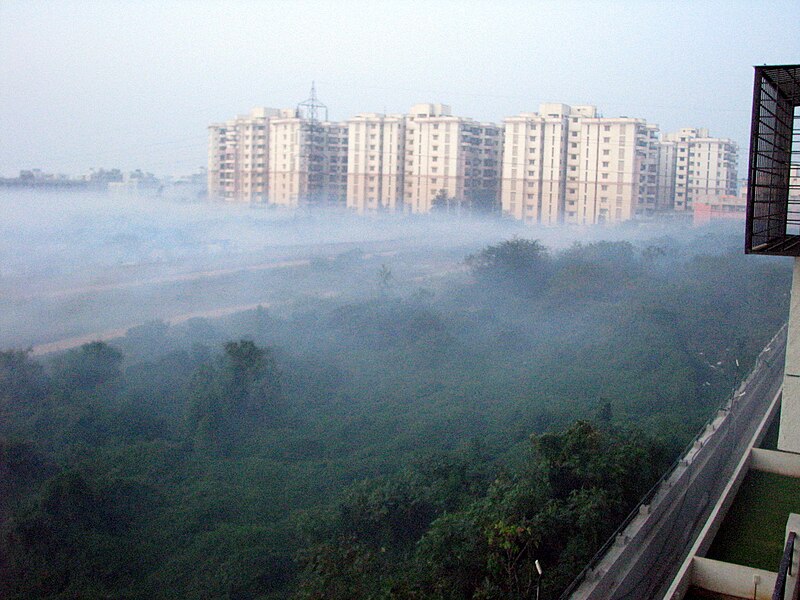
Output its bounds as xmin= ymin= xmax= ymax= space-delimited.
xmin=0 ymin=229 xmax=790 ymax=599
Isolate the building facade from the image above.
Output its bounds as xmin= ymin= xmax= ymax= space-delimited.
xmin=403 ymin=104 xmax=502 ymax=214
xmin=208 ymin=100 xmax=738 ymax=223
xmin=501 ymin=104 xmax=660 ymax=225
xmin=208 ymin=107 xmax=278 ymax=202
xmin=662 ymin=128 xmax=738 ymax=211
xmin=267 ymin=109 xmax=348 ymax=207
xmin=564 ymin=116 xmax=660 ymax=225
xmin=346 ymin=113 xmax=406 ymax=212
xmin=501 ymin=103 xmax=578 ymax=225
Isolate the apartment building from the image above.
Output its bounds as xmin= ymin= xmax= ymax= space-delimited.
xmin=564 ymin=116 xmax=660 ymax=225
xmin=662 ymin=128 xmax=738 ymax=211
xmin=403 ymin=103 xmax=502 ymax=214
xmin=656 ymin=140 xmax=678 ymax=211
xmin=207 ymin=107 xmax=278 ymax=202
xmin=501 ymin=104 xmax=595 ymax=225
xmin=267 ymin=109 xmax=348 ymax=207
xmin=209 ymin=100 xmax=737 ymax=224
xmin=501 ymin=105 xmax=660 ymax=225
xmin=346 ymin=113 xmax=406 ymax=212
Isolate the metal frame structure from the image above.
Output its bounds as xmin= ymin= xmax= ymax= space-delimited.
xmin=745 ymin=65 xmax=800 ymax=255
xmin=297 ymin=82 xmax=328 ymax=204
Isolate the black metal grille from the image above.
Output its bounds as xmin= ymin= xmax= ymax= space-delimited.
xmin=746 ymin=65 xmax=800 ymax=255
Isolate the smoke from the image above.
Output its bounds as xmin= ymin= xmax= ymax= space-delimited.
xmin=0 ymin=188 xmax=763 ymax=352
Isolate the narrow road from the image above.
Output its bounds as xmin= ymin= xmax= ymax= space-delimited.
xmin=29 ymin=301 xmax=278 ymax=355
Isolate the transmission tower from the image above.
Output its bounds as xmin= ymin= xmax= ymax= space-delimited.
xmin=297 ymin=81 xmax=328 ymax=123
xmin=295 ymin=83 xmax=330 ymax=205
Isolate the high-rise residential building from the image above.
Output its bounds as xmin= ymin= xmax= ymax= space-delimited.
xmin=662 ymin=128 xmax=738 ymax=211
xmin=501 ymin=105 xmax=660 ymax=225
xmin=564 ymin=116 xmax=660 ymax=225
xmin=346 ymin=113 xmax=406 ymax=212
xmin=209 ymin=98 xmax=736 ymax=224
xmin=403 ymin=104 xmax=502 ymax=214
xmin=656 ymin=139 xmax=678 ymax=211
xmin=501 ymin=103 xmax=595 ymax=225
xmin=267 ymin=108 xmax=348 ymax=207
xmin=207 ymin=107 xmax=279 ymax=202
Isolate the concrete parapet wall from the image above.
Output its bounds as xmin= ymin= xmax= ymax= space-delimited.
xmin=662 ymin=387 xmax=783 ymax=600
xmin=579 ymin=399 xmax=754 ymax=599
xmin=692 ymin=556 xmax=776 ymax=600
xmin=752 ymin=448 xmax=800 ymax=477
xmin=780 ymin=258 xmax=800 ymax=453
xmin=692 ymin=452 xmax=753 ymax=559
xmin=571 ymin=325 xmax=786 ymax=600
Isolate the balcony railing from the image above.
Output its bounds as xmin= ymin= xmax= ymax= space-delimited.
xmin=773 ymin=531 xmax=798 ymax=600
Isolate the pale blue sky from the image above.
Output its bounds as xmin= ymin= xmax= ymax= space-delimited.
xmin=1 ymin=0 xmax=798 ymax=177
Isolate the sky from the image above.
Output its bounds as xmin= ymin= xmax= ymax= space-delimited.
xmin=1 ymin=0 xmax=798 ymax=178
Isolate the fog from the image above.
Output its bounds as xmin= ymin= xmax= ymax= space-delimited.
xmin=2 ymin=188 xmax=794 ymax=598
xmin=0 ymin=189 xmax=736 ymax=352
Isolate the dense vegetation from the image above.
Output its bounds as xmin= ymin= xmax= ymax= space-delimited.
xmin=0 ymin=233 xmax=790 ymax=599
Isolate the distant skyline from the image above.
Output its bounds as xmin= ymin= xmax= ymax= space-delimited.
xmin=1 ymin=0 xmax=798 ymax=177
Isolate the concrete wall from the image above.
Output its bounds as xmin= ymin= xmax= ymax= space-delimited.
xmin=662 ymin=374 xmax=783 ymax=599
xmin=781 ymin=259 xmax=800 ymax=453
xmin=692 ymin=557 xmax=776 ymax=600
xmin=752 ymin=448 xmax=800 ymax=477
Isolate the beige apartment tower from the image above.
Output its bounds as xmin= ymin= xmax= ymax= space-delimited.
xmin=662 ymin=128 xmax=738 ymax=211
xmin=208 ymin=107 xmax=279 ymax=202
xmin=501 ymin=105 xmax=659 ymax=225
xmin=346 ymin=113 xmax=406 ymax=212
xmin=564 ymin=116 xmax=659 ymax=225
xmin=501 ymin=104 xmax=594 ymax=225
xmin=268 ymin=109 xmax=348 ymax=208
xmin=403 ymin=104 xmax=502 ymax=214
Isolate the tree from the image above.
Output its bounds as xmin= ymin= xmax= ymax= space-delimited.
xmin=186 ymin=340 xmax=284 ymax=452
xmin=221 ymin=340 xmax=282 ymax=419
xmin=466 ymin=238 xmax=552 ymax=296
xmin=377 ymin=264 xmax=393 ymax=297
xmin=431 ymin=188 xmax=452 ymax=213
xmin=52 ymin=341 xmax=122 ymax=392
xmin=0 ymin=349 xmax=46 ymax=407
